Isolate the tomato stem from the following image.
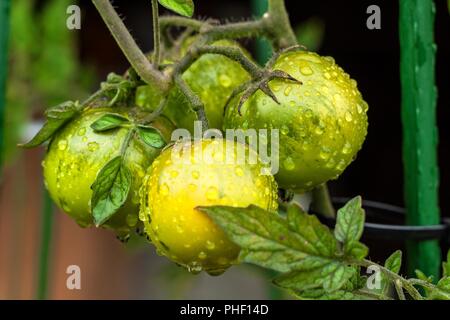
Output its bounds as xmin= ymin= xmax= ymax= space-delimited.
xmin=311 ymin=184 xmax=335 ymax=218
xmin=91 ymin=0 xmax=169 ymax=91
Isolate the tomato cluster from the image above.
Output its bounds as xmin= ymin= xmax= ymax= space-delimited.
xmin=38 ymin=38 xmax=368 ymax=274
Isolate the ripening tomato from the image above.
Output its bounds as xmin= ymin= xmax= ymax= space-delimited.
xmin=139 ymin=138 xmax=278 ymax=275
xmin=224 ymin=51 xmax=368 ymax=192
xmin=43 ymin=107 xmax=174 ymax=237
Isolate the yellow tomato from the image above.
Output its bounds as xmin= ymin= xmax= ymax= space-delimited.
xmin=140 ymin=138 xmax=278 ymax=275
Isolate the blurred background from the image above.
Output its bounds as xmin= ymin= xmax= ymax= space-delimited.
xmin=0 ymin=0 xmax=449 ymax=299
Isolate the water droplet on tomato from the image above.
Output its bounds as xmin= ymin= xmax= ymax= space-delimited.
xmin=342 ymin=142 xmax=352 ymax=154
xmin=206 ymin=186 xmax=219 ymax=200
xmin=299 ymin=66 xmax=313 ymax=76
xmin=88 ymin=142 xmax=99 ymax=152
xmin=160 ymin=183 xmax=169 ymax=196
xmin=283 ymin=157 xmax=295 ymax=171
xmin=219 ymin=74 xmax=232 ymax=88
xmin=58 ymin=140 xmax=68 ymax=151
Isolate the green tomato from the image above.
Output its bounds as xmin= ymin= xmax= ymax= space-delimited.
xmin=42 ymin=107 xmax=174 ymax=237
xmin=136 ymin=39 xmax=251 ymax=132
xmin=223 ymin=51 xmax=368 ymax=192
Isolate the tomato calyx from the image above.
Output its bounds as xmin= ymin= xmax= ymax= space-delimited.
xmin=224 ymin=47 xmax=306 ymax=116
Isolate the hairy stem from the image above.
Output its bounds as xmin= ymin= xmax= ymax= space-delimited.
xmin=266 ymin=0 xmax=297 ymax=49
xmin=160 ymin=15 xmax=204 ymax=31
xmin=196 ymin=46 xmax=262 ymax=77
xmin=91 ymin=0 xmax=169 ymax=91
xmin=174 ymin=75 xmax=209 ymax=130
xmin=357 ymin=259 xmax=424 ymax=300
xmin=394 ymin=280 xmax=406 ymax=300
xmin=151 ymin=0 xmax=161 ymax=67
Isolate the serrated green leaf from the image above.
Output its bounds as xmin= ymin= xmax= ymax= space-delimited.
xmin=385 ymin=250 xmax=402 ymax=274
xmin=158 ymin=0 xmax=194 ymax=17
xmin=274 ymin=262 xmax=356 ymax=293
xmin=428 ymin=277 xmax=450 ymax=300
xmin=19 ymin=101 xmax=79 ymax=148
xmin=334 ymin=196 xmax=364 ymax=244
xmin=91 ymin=156 xmax=131 ymax=226
xmin=90 ymin=113 xmax=129 ymax=132
xmin=443 ymin=250 xmax=450 ymax=277
xmin=347 ymin=241 xmax=369 ymax=260
xmin=334 ymin=196 xmax=366 ymax=259
xmin=290 ymin=288 xmax=375 ymax=300
xmin=415 ymin=269 xmax=433 ymax=283
xmin=200 ymin=204 xmax=338 ymax=274
xmin=137 ymin=126 xmax=166 ymax=149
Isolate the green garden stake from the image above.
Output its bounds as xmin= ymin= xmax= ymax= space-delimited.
xmin=399 ymin=0 xmax=441 ymax=279
xmin=0 ymin=0 xmax=11 ymax=174
xmin=251 ymin=0 xmax=272 ymax=64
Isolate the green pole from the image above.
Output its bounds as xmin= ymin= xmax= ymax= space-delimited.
xmin=250 ymin=0 xmax=272 ymax=64
xmin=36 ymin=189 xmax=55 ymax=299
xmin=399 ymin=0 xmax=441 ymax=279
xmin=0 ymin=0 xmax=11 ymax=173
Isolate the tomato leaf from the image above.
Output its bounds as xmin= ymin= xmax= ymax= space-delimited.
xmin=158 ymin=0 xmax=194 ymax=17
xmin=273 ymin=262 xmax=356 ymax=293
xmin=90 ymin=113 xmax=129 ymax=132
xmin=428 ymin=277 xmax=450 ymax=300
xmin=200 ymin=204 xmax=357 ymax=295
xmin=19 ymin=101 xmax=80 ymax=148
xmin=334 ymin=196 xmax=367 ymax=260
xmin=91 ymin=156 xmax=132 ymax=226
xmin=137 ymin=125 xmax=166 ymax=149
xmin=289 ymin=288 xmax=373 ymax=300
xmin=385 ymin=250 xmax=402 ymax=274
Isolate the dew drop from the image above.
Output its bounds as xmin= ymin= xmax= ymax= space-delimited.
xmin=219 ymin=74 xmax=232 ymax=87
xmin=336 ymin=159 xmax=346 ymax=171
xmin=272 ymin=84 xmax=281 ymax=92
xmin=192 ymin=171 xmax=200 ymax=179
xmin=284 ymin=86 xmax=292 ymax=96
xmin=206 ymin=186 xmax=219 ymax=200
xmin=77 ymin=128 xmax=86 ymax=136
xmin=88 ymin=142 xmax=99 ymax=152
xmin=356 ymin=104 xmax=363 ymax=114
xmin=206 ymin=240 xmax=216 ymax=250
xmin=299 ymin=66 xmax=313 ymax=76
xmin=283 ymin=157 xmax=296 ymax=171
xmin=170 ymin=170 xmax=179 ymax=178
xmin=198 ymin=251 xmax=207 ymax=260
xmin=126 ymin=214 xmax=138 ymax=227
xmin=319 ymin=148 xmax=331 ymax=160
xmin=235 ymin=167 xmax=244 ymax=177
xmin=315 ymin=126 xmax=324 ymax=135
xmin=280 ymin=125 xmax=289 ymax=135
xmin=345 ymin=112 xmax=353 ymax=122
xmin=324 ymin=72 xmax=332 ymax=80
xmin=159 ymin=183 xmax=169 ymax=196
xmin=342 ymin=142 xmax=352 ymax=155
xmin=58 ymin=140 xmax=68 ymax=151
